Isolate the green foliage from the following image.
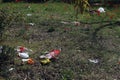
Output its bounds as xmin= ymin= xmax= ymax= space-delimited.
xmin=0 ymin=45 xmax=15 ymax=78
xmin=48 ymin=0 xmax=61 ymax=2
xmin=74 ymin=0 xmax=90 ymax=18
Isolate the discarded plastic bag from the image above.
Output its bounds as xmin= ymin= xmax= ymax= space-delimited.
xmin=49 ymin=49 xmax=60 ymax=58
xmin=40 ymin=49 xmax=61 ymax=64
xmin=40 ymin=49 xmax=61 ymax=59
xmin=98 ymin=7 xmax=105 ymax=13
xmin=18 ymin=52 xmax=29 ymax=58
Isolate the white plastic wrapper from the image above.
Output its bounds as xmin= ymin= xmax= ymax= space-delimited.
xmin=40 ymin=55 xmax=46 ymax=58
xmin=22 ymin=59 xmax=30 ymax=62
xmin=29 ymin=23 xmax=35 ymax=26
xmin=45 ymin=53 xmax=52 ymax=59
xmin=40 ymin=54 xmax=52 ymax=59
xmin=18 ymin=52 xmax=29 ymax=58
xmin=61 ymin=21 xmax=69 ymax=24
xmin=9 ymin=68 xmax=14 ymax=71
xmin=98 ymin=7 xmax=105 ymax=13
xmin=27 ymin=14 xmax=32 ymax=16
xmin=88 ymin=59 xmax=99 ymax=63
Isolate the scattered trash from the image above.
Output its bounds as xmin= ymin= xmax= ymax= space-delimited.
xmin=27 ymin=58 xmax=34 ymax=64
xmin=18 ymin=52 xmax=29 ymax=58
xmin=22 ymin=58 xmax=34 ymax=65
xmin=15 ymin=46 xmax=34 ymax=64
xmin=40 ymin=49 xmax=61 ymax=59
xmin=16 ymin=46 xmax=25 ymax=52
xmin=27 ymin=14 xmax=32 ymax=16
xmin=16 ymin=46 xmax=33 ymax=53
xmin=40 ymin=49 xmax=61 ymax=64
xmin=88 ymin=59 xmax=99 ymax=63
xmin=9 ymin=68 xmax=14 ymax=71
xmin=22 ymin=59 xmax=30 ymax=62
xmin=29 ymin=23 xmax=35 ymax=26
xmin=89 ymin=7 xmax=105 ymax=16
xmin=40 ymin=55 xmax=46 ymax=58
xmin=40 ymin=58 xmax=51 ymax=64
xmin=72 ymin=21 xmax=80 ymax=26
xmin=61 ymin=21 xmax=69 ymax=24
xmin=98 ymin=7 xmax=105 ymax=13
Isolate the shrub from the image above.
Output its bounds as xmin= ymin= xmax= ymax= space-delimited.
xmin=74 ymin=0 xmax=90 ymax=18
